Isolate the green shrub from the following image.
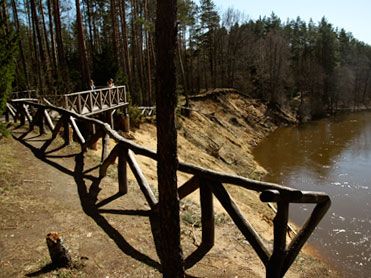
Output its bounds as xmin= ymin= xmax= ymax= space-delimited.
xmin=128 ymin=106 xmax=143 ymax=129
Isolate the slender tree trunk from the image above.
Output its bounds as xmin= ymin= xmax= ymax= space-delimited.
xmin=30 ymin=0 xmax=44 ymax=92
xmin=92 ymin=2 xmax=100 ymax=51
xmin=75 ymin=0 xmax=90 ymax=89
xmin=155 ymin=0 xmax=184 ymax=277
xmin=177 ymin=35 xmax=188 ymax=96
xmin=137 ymin=1 xmax=146 ymax=104
xmin=38 ymin=0 xmax=51 ymax=73
xmin=52 ymin=0 xmax=68 ymax=84
xmin=1 ymin=0 xmax=9 ymax=32
xmin=46 ymin=0 xmax=57 ymax=81
xmin=144 ymin=0 xmax=152 ymax=105
xmin=85 ymin=0 xmax=94 ymax=50
xmin=11 ymin=0 xmax=30 ymax=88
xmin=118 ymin=0 xmax=132 ymax=90
xmin=110 ymin=0 xmax=120 ymax=66
xmin=25 ymin=0 xmax=38 ymax=88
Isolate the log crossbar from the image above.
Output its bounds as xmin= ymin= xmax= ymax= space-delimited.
xmin=4 ymin=100 xmax=331 ymax=278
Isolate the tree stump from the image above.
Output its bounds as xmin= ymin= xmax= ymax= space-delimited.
xmin=46 ymin=232 xmax=72 ymax=267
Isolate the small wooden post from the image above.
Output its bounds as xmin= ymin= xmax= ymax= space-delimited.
xmin=200 ymin=180 xmax=215 ymax=248
xmin=110 ymin=110 xmax=115 ymax=129
xmin=117 ymin=149 xmax=128 ymax=194
xmin=19 ymin=105 xmax=26 ymax=126
xmin=89 ymin=91 xmax=93 ymax=112
xmin=5 ymin=109 xmax=9 ymax=122
xmin=46 ymin=232 xmax=72 ymax=267
xmin=44 ymin=109 xmax=55 ymax=131
xmin=267 ymin=201 xmax=289 ymax=278
xmin=108 ymin=88 xmax=112 ymax=106
xmin=64 ymin=95 xmax=68 ymax=109
xmin=38 ymin=108 xmax=46 ymax=135
xmin=101 ymin=133 xmax=110 ymax=161
xmin=23 ymin=104 xmax=32 ymax=124
xmin=123 ymin=112 xmax=130 ymax=132
xmin=77 ymin=95 xmax=82 ymax=114
xmin=63 ymin=117 xmax=70 ymax=145
xmin=99 ymin=89 xmax=103 ymax=109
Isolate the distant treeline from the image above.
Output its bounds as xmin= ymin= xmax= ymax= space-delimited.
xmin=1 ymin=0 xmax=371 ymax=118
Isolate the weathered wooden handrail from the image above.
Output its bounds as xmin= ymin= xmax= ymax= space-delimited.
xmin=4 ymin=99 xmax=331 ymax=277
xmin=11 ymin=90 xmax=37 ymax=99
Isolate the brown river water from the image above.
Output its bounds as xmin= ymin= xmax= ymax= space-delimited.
xmin=253 ymin=111 xmax=371 ymax=277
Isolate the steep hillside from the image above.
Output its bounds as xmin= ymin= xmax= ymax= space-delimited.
xmin=130 ymin=90 xmax=338 ymax=276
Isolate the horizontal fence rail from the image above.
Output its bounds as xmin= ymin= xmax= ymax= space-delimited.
xmin=4 ymin=99 xmax=331 ymax=278
xmin=11 ymin=90 xmax=38 ymax=100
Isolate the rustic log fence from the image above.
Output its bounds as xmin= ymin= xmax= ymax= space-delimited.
xmin=4 ymin=99 xmax=331 ymax=278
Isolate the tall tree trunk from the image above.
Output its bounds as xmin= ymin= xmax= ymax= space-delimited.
xmin=38 ymin=0 xmax=51 ymax=73
xmin=110 ymin=0 xmax=120 ymax=66
xmin=46 ymin=0 xmax=57 ymax=81
xmin=118 ymin=0 xmax=132 ymax=91
xmin=25 ymin=0 xmax=38 ymax=88
xmin=155 ymin=0 xmax=184 ymax=277
xmin=85 ymin=0 xmax=94 ymax=50
xmin=52 ymin=0 xmax=68 ymax=85
xmin=144 ymin=0 xmax=152 ymax=105
xmin=1 ymin=0 xmax=9 ymax=32
xmin=75 ymin=0 xmax=90 ymax=89
xmin=177 ymin=35 xmax=188 ymax=97
xmin=11 ymin=0 xmax=30 ymax=88
xmin=137 ymin=1 xmax=146 ymax=104
xmin=30 ymin=0 xmax=44 ymax=92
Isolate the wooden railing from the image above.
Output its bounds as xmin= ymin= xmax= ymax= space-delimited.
xmin=63 ymin=86 xmax=128 ymax=115
xmin=4 ymin=99 xmax=331 ymax=278
xmin=11 ymin=89 xmax=37 ymax=99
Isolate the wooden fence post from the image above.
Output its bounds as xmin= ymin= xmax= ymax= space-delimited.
xmin=200 ymin=180 xmax=215 ymax=248
xmin=44 ymin=109 xmax=55 ymax=131
xmin=5 ymin=109 xmax=9 ymax=122
xmin=267 ymin=201 xmax=289 ymax=278
xmin=101 ymin=133 xmax=110 ymax=162
xmin=63 ymin=117 xmax=70 ymax=145
xmin=118 ymin=148 xmax=128 ymax=195
xmin=19 ymin=104 xmax=26 ymax=126
xmin=38 ymin=108 xmax=46 ymax=135
xmin=77 ymin=95 xmax=82 ymax=114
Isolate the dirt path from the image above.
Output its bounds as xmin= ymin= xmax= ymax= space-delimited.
xmin=0 ymin=120 xmax=339 ymax=277
xmin=0 ymin=130 xmax=164 ymax=277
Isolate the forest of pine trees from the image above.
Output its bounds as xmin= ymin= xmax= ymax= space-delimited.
xmin=1 ymin=0 xmax=371 ymax=119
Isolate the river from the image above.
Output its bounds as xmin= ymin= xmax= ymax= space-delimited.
xmin=253 ymin=111 xmax=371 ymax=277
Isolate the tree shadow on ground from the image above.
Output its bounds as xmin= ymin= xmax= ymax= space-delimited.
xmin=14 ymin=128 xmax=212 ymax=274
xmin=25 ymin=263 xmax=57 ymax=277
xmin=14 ymin=131 xmax=162 ymax=273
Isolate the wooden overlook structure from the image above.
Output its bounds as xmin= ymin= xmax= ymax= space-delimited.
xmin=3 ymin=89 xmax=331 ymax=277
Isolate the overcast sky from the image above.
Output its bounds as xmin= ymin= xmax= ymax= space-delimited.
xmin=212 ymin=0 xmax=371 ymax=45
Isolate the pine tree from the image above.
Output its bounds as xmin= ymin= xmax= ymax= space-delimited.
xmin=0 ymin=8 xmax=18 ymax=133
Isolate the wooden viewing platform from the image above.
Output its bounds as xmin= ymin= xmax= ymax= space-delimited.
xmin=11 ymin=86 xmax=128 ymax=117
xmin=63 ymin=86 xmax=128 ymax=115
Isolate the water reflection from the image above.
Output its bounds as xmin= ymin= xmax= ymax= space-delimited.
xmin=253 ymin=112 xmax=371 ymax=277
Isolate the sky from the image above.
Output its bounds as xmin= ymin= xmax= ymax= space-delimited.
xmin=211 ymin=0 xmax=371 ymax=45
